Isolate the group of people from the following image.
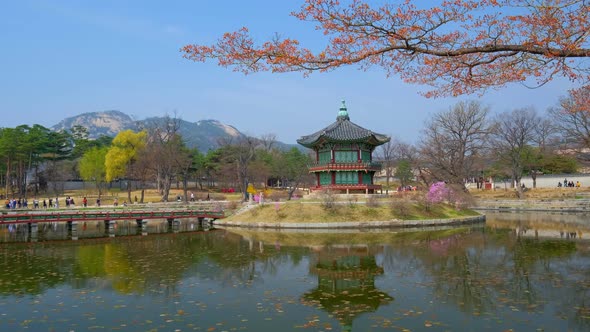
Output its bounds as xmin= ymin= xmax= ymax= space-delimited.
xmin=4 ymin=195 xmax=128 ymax=209
xmin=558 ymin=178 xmax=581 ymax=188
xmin=5 ymin=192 xmax=205 ymax=210
xmin=64 ymin=196 xmax=75 ymax=207
xmin=4 ymin=198 xmax=28 ymax=209
xmin=4 ymin=197 xmax=61 ymax=209
xmin=397 ymin=185 xmax=417 ymax=192
xmin=112 ymin=198 xmax=128 ymax=207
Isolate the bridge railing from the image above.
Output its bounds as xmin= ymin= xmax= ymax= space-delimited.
xmin=0 ymin=208 xmax=225 ymax=224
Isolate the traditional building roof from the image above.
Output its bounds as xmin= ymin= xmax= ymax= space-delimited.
xmin=297 ymin=100 xmax=390 ymax=148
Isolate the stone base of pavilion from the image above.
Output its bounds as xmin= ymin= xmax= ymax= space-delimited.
xmin=214 ymin=214 xmax=486 ymax=229
xmin=309 ymin=184 xmax=383 ymax=194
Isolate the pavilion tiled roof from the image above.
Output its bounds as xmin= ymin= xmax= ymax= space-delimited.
xmin=297 ymin=101 xmax=390 ymax=148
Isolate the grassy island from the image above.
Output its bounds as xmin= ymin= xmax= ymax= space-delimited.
xmin=223 ymin=199 xmax=481 ymax=224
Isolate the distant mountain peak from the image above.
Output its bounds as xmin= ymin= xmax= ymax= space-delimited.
xmin=51 ymin=110 xmax=299 ymax=152
xmin=52 ymin=110 xmax=138 ymax=138
xmin=197 ymin=119 xmax=241 ymax=137
xmin=51 ymin=111 xmax=251 ymax=152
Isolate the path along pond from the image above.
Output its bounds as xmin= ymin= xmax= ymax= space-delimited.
xmin=0 ymin=211 xmax=588 ymax=332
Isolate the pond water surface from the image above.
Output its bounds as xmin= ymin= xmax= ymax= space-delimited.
xmin=0 ymin=212 xmax=588 ymax=331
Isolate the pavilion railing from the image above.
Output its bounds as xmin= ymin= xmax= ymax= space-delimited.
xmin=307 ymin=161 xmax=382 ymax=171
xmin=309 ymin=184 xmax=382 ymax=191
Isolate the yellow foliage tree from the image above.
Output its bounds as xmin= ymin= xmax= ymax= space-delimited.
xmin=105 ymin=130 xmax=147 ymax=202
xmin=247 ymin=183 xmax=256 ymax=196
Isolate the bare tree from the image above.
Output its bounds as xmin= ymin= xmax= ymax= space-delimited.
xmin=377 ymin=138 xmax=426 ymax=189
xmin=533 ymin=118 xmax=557 ymax=152
xmin=526 ymin=117 xmax=559 ymax=188
xmin=419 ymin=101 xmax=491 ymax=188
xmin=141 ymin=114 xmax=184 ymax=202
xmin=132 ymin=150 xmax=154 ymax=203
xmin=548 ymin=88 xmax=590 ymax=163
xmin=259 ymin=133 xmax=277 ymax=152
xmin=218 ymin=137 xmax=256 ymax=201
xmin=491 ymin=108 xmax=539 ymax=198
xmin=173 ymin=142 xmax=195 ymax=203
xmin=44 ymin=160 xmax=76 ymax=196
xmin=396 ymin=141 xmax=431 ymax=188
xmin=376 ymin=138 xmax=397 ymax=187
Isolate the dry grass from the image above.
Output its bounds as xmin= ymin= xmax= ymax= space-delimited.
xmin=224 ymin=201 xmax=480 ymax=223
xmin=469 ymin=187 xmax=590 ymax=200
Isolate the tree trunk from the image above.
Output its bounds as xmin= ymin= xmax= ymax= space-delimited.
xmin=182 ymin=177 xmax=188 ymax=203
xmin=161 ymin=174 xmax=172 ymax=202
xmin=5 ymin=157 xmax=10 ymax=198
xmin=17 ymin=159 xmax=25 ymax=198
xmin=34 ymin=165 xmax=39 ymax=195
xmin=514 ymin=176 xmax=524 ymax=199
xmin=156 ymin=169 xmax=162 ymax=194
xmin=287 ymin=182 xmax=299 ymax=200
xmin=127 ymin=180 xmax=132 ymax=204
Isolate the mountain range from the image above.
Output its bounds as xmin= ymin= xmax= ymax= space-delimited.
xmin=51 ymin=110 xmax=296 ymax=152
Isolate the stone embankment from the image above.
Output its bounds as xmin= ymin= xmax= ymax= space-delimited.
xmin=213 ymin=214 xmax=485 ymax=229
xmin=473 ymin=198 xmax=590 ymax=213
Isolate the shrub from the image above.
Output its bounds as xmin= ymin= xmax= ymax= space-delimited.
xmin=365 ymin=195 xmax=379 ymax=207
xmin=269 ymin=190 xmax=288 ymax=202
xmin=390 ymin=196 xmax=412 ymax=218
xmin=427 ymin=182 xmax=452 ymax=204
xmin=426 ymin=182 xmax=473 ymax=209
xmin=416 ymin=191 xmax=432 ymax=211
xmin=319 ymin=189 xmax=337 ymax=210
xmin=347 ymin=195 xmax=358 ymax=207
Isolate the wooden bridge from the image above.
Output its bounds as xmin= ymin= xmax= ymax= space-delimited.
xmin=0 ymin=209 xmax=225 ymax=225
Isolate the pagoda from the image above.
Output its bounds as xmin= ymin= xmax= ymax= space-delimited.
xmin=297 ymin=100 xmax=390 ymax=194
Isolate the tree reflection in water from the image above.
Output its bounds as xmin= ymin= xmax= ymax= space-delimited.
xmin=0 ymin=213 xmax=588 ymax=331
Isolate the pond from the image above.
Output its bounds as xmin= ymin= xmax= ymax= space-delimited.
xmin=0 ymin=212 xmax=588 ymax=331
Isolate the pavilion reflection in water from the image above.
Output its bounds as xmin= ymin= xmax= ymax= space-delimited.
xmin=302 ymin=244 xmax=393 ymax=331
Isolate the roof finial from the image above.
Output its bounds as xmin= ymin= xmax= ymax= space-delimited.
xmin=337 ymin=99 xmax=349 ymax=120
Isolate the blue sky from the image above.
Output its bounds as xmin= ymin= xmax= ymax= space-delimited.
xmin=0 ymin=0 xmax=577 ymax=145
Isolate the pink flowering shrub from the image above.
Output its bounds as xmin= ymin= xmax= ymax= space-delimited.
xmin=427 ymin=182 xmax=452 ymax=204
xmin=426 ymin=181 xmax=473 ymax=209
